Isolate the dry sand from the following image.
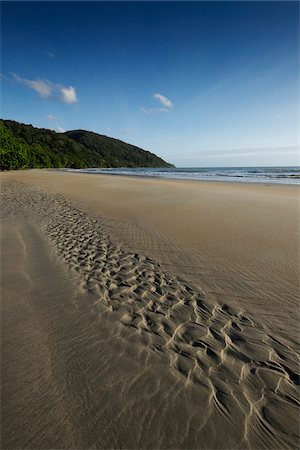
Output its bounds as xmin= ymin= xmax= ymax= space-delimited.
xmin=1 ymin=170 xmax=299 ymax=449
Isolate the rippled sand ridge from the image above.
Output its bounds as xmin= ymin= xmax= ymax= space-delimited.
xmin=1 ymin=176 xmax=299 ymax=449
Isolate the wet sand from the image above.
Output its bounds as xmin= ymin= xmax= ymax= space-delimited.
xmin=1 ymin=170 xmax=299 ymax=449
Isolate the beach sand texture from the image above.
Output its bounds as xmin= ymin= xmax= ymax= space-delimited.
xmin=1 ymin=171 xmax=299 ymax=449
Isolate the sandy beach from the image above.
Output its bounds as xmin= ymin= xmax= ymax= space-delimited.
xmin=1 ymin=169 xmax=299 ymax=449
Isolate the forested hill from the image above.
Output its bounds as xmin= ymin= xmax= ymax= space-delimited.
xmin=65 ymin=129 xmax=173 ymax=168
xmin=0 ymin=119 xmax=174 ymax=170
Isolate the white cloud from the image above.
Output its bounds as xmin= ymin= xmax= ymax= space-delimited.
xmin=13 ymin=73 xmax=52 ymax=98
xmin=46 ymin=114 xmax=56 ymax=120
xmin=12 ymin=73 xmax=78 ymax=104
xmin=142 ymin=93 xmax=173 ymax=115
xmin=29 ymin=80 xmax=52 ymax=98
xmin=60 ymin=86 xmax=78 ymax=104
xmin=56 ymin=126 xmax=65 ymax=133
xmin=153 ymin=93 xmax=173 ymax=109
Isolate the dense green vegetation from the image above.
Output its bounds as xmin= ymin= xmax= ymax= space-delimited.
xmin=65 ymin=130 xmax=172 ymax=168
xmin=0 ymin=119 xmax=174 ymax=170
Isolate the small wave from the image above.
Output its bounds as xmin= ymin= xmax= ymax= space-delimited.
xmin=66 ymin=167 xmax=300 ymax=185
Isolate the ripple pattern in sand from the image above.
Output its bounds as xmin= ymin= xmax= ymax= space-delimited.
xmin=1 ymin=181 xmax=299 ymax=449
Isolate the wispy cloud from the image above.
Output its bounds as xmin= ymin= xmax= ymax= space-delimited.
xmin=56 ymin=126 xmax=65 ymax=133
xmin=13 ymin=73 xmax=52 ymax=98
xmin=12 ymin=73 xmax=78 ymax=104
xmin=121 ymin=130 xmax=132 ymax=136
xmin=204 ymin=146 xmax=299 ymax=159
xmin=141 ymin=107 xmax=149 ymax=114
xmin=142 ymin=92 xmax=173 ymax=114
xmin=46 ymin=114 xmax=56 ymax=120
xmin=141 ymin=107 xmax=168 ymax=114
xmin=0 ymin=73 xmax=10 ymax=81
xmin=153 ymin=93 xmax=173 ymax=109
xmin=177 ymin=146 xmax=299 ymax=161
xmin=45 ymin=51 xmax=55 ymax=59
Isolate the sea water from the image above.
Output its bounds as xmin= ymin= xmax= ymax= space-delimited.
xmin=67 ymin=166 xmax=300 ymax=185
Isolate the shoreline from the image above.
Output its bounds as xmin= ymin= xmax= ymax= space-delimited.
xmin=57 ymin=167 xmax=300 ymax=186
xmin=3 ymin=167 xmax=300 ymax=187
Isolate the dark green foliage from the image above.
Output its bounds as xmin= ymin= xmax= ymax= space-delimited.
xmin=0 ymin=119 xmax=174 ymax=170
xmin=65 ymin=130 xmax=174 ymax=168
xmin=0 ymin=124 xmax=30 ymax=169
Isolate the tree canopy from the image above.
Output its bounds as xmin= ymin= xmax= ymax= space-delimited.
xmin=0 ymin=119 xmax=174 ymax=170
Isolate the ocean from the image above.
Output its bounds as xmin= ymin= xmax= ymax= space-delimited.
xmin=67 ymin=166 xmax=300 ymax=185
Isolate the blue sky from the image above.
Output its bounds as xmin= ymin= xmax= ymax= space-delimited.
xmin=1 ymin=1 xmax=299 ymax=167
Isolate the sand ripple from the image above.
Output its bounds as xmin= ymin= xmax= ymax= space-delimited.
xmin=1 ymin=180 xmax=299 ymax=449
